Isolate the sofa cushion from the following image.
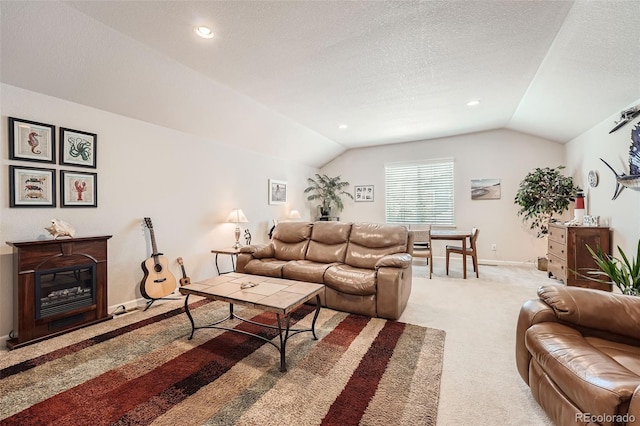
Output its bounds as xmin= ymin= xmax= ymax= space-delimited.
xmin=306 ymin=221 xmax=352 ymax=263
xmin=526 ymin=322 xmax=640 ymax=416
xmin=272 ymin=222 xmax=312 ymax=261
xmin=345 ymin=223 xmax=409 ymax=269
xmin=243 ymin=259 xmax=288 ymax=278
xmin=324 ymin=264 xmax=376 ymax=296
xmin=282 ymin=260 xmax=335 ymax=284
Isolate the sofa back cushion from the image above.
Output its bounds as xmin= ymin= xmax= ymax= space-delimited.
xmin=345 ymin=223 xmax=409 ymax=269
xmin=306 ymin=222 xmax=352 ymax=263
xmin=272 ymin=222 xmax=312 ymax=260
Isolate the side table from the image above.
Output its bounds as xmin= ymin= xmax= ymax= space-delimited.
xmin=211 ymin=247 xmax=242 ymax=275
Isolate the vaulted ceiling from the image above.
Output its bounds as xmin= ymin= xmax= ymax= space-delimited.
xmin=2 ymin=1 xmax=639 ymax=167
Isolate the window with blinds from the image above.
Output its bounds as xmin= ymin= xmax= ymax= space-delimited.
xmin=385 ymin=158 xmax=455 ymax=225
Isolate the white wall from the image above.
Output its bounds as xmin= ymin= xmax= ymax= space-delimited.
xmin=565 ymin=100 xmax=640 ymax=255
xmin=0 ymin=84 xmax=317 ymax=339
xmin=320 ymin=129 xmax=566 ymax=263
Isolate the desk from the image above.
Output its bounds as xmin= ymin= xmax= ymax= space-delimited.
xmin=430 ymin=230 xmax=473 ymax=279
xmin=211 ymin=247 xmax=242 ymax=275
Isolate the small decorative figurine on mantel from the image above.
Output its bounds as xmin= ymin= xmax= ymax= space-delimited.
xmin=45 ymin=219 xmax=75 ymax=239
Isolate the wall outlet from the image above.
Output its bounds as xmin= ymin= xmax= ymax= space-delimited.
xmin=491 ymin=244 xmax=497 ymax=251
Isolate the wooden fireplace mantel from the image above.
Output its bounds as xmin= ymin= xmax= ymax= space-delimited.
xmin=6 ymin=235 xmax=113 ymax=349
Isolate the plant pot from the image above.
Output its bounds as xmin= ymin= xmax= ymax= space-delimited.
xmin=319 ymin=206 xmax=331 ymax=217
xmin=537 ymin=257 xmax=548 ymax=271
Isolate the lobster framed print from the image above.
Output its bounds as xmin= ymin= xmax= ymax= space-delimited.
xmin=61 ymin=170 xmax=97 ymax=207
xmin=9 ymin=165 xmax=56 ymax=207
xmin=8 ymin=117 xmax=56 ymax=163
xmin=59 ymin=127 xmax=97 ymax=168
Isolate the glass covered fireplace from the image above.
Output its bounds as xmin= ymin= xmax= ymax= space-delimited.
xmin=35 ymin=264 xmax=96 ymax=319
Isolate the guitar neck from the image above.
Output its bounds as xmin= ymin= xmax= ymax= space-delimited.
xmin=149 ymin=227 xmax=160 ymax=256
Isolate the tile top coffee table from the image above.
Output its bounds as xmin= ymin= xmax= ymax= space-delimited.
xmin=179 ymin=272 xmax=324 ymax=372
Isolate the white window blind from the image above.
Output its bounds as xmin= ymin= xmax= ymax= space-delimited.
xmin=385 ymin=158 xmax=455 ymax=225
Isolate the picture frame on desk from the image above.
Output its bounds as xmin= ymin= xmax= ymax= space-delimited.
xmin=583 ymin=215 xmax=600 ymax=226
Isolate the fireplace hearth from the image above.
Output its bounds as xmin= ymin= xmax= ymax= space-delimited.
xmin=7 ymin=235 xmax=112 ymax=349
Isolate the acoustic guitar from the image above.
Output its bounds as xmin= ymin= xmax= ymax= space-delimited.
xmin=140 ymin=217 xmax=177 ymax=300
xmin=177 ymin=257 xmax=191 ymax=286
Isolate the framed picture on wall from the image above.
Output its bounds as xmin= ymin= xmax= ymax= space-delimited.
xmin=268 ymin=179 xmax=287 ymax=205
xmin=9 ymin=165 xmax=56 ymax=207
xmin=471 ymin=178 xmax=501 ymax=200
xmin=61 ymin=170 xmax=97 ymax=207
xmin=354 ymin=185 xmax=374 ymax=202
xmin=59 ymin=127 xmax=97 ymax=168
xmin=8 ymin=117 xmax=56 ymax=163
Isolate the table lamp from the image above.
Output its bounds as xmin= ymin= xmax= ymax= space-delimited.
xmin=227 ymin=209 xmax=248 ymax=249
xmin=288 ymin=210 xmax=301 ymax=220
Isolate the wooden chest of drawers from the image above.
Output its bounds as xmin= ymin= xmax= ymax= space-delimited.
xmin=547 ymin=223 xmax=611 ymax=291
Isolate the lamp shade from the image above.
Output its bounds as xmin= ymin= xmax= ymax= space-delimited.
xmin=288 ymin=210 xmax=301 ymax=219
xmin=227 ymin=209 xmax=248 ymax=223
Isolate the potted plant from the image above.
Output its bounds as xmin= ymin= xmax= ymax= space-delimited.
xmin=514 ymin=166 xmax=578 ymax=270
xmin=585 ymin=240 xmax=640 ymax=296
xmin=304 ymin=174 xmax=354 ymax=217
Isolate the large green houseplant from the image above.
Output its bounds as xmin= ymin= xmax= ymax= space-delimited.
xmin=514 ymin=166 xmax=578 ymax=238
xmin=586 ymin=240 xmax=640 ymax=296
xmin=304 ymin=174 xmax=354 ymax=216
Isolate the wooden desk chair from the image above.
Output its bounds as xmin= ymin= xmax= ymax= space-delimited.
xmin=446 ymin=228 xmax=479 ymax=278
xmin=411 ymin=226 xmax=433 ymax=278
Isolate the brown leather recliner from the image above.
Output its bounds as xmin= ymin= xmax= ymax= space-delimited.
xmin=516 ymin=285 xmax=640 ymax=426
xmin=236 ymin=221 xmax=413 ymax=320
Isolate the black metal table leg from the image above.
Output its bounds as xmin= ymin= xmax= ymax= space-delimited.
xmin=184 ymin=295 xmax=196 ymax=340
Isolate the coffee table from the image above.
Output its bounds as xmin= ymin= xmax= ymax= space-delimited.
xmin=179 ymin=272 xmax=324 ymax=372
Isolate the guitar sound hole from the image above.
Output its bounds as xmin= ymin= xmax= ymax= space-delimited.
xmin=154 ymin=264 xmax=163 ymax=273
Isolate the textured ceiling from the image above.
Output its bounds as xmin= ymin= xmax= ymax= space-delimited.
xmin=2 ymin=1 xmax=640 ymax=167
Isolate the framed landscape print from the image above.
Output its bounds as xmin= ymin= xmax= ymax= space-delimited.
xmin=9 ymin=166 xmax=56 ymax=207
xmin=354 ymin=185 xmax=374 ymax=202
xmin=61 ymin=170 xmax=97 ymax=207
xmin=268 ymin=179 xmax=287 ymax=205
xmin=8 ymin=117 xmax=56 ymax=163
xmin=60 ymin=127 xmax=97 ymax=168
xmin=471 ymin=178 xmax=501 ymax=200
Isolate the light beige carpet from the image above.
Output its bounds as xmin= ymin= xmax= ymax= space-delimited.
xmin=404 ymin=259 xmax=557 ymax=426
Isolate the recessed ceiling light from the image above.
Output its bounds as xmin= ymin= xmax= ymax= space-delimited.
xmin=466 ymin=99 xmax=481 ymax=107
xmin=194 ymin=26 xmax=214 ymax=39
xmin=338 ymin=124 xmax=348 ymax=129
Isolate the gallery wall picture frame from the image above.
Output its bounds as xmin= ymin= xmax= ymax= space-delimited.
xmin=268 ymin=179 xmax=287 ymax=205
xmin=59 ymin=127 xmax=97 ymax=168
xmin=9 ymin=165 xmax=56 ymax=207
xmin=61 ymin=170 xmax=98 ymax=207
xmin=354 ymin=185 xmax=374 ymax=202
xmin=8 ymin=117 xmax=56 ymax=163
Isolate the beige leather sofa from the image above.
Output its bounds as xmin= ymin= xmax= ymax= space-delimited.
xmin=236 ymin=221 xmax=413 ymax=320
xmin=516 ymin=285 xmax=640 ymax=426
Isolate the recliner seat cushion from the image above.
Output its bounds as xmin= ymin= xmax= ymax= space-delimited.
xmin=345 ymin=223 xmax=408 ymax=269
xmin=324 ymin=264 xmax=376 ymax=296
xmin=243 ymin=259 xmax=288 ymax=278
xmin=282 ymin=260 xmax=335 ymax=284
xmin=526 ymin=322 xmax=640 ymax=416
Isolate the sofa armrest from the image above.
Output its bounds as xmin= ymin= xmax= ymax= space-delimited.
xmin=376 ymin=265 xmax=412 ymax=320
xmin=247 ymin=244 xmax=274 ymax=259
xmin=538 ymin=285 xmax=640 ymax=339
xmin=375 ymin=253 xmax=412 ymax=269
xmin=515 ymin=298 xmax=559 ymax=385
xmin=628 ymin=385 xmax=640 ymax=422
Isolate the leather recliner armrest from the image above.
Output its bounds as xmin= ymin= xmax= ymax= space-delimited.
xmin=248 ymin=244 xmax=275 ymax=259
xmin=375 ymin=253 xmax=412 ymax=269
xmin=627 ymin=385 xmax=640 ymax=422
xmin=538 ymin=285 xmax=640 ymax=339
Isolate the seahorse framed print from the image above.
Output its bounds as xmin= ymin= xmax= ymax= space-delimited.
xmin=59 ymin=127 xmax=97 ymax=168
xmin=9 ymin=165 xmax=56 ymax=207
xmin=60 ymin=170 xmax=97 ymax=207
xmin=8 ymin=117 xmax=56 ymax=163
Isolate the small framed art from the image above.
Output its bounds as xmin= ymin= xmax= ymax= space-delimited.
xmin=8 ymin=117 xmax=56 ymax=163
xmin=60 ymin=127 xmax=97 ymax=168
xmin=268 ymin=179 xmax=287 ymax=205
xmin=61 ymin=170 xmax=97 ymax=207
xmin=354 ymin=185 xmax=374 ymax=202
xmin=9 ymin=165 xmax=56 ymax=207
